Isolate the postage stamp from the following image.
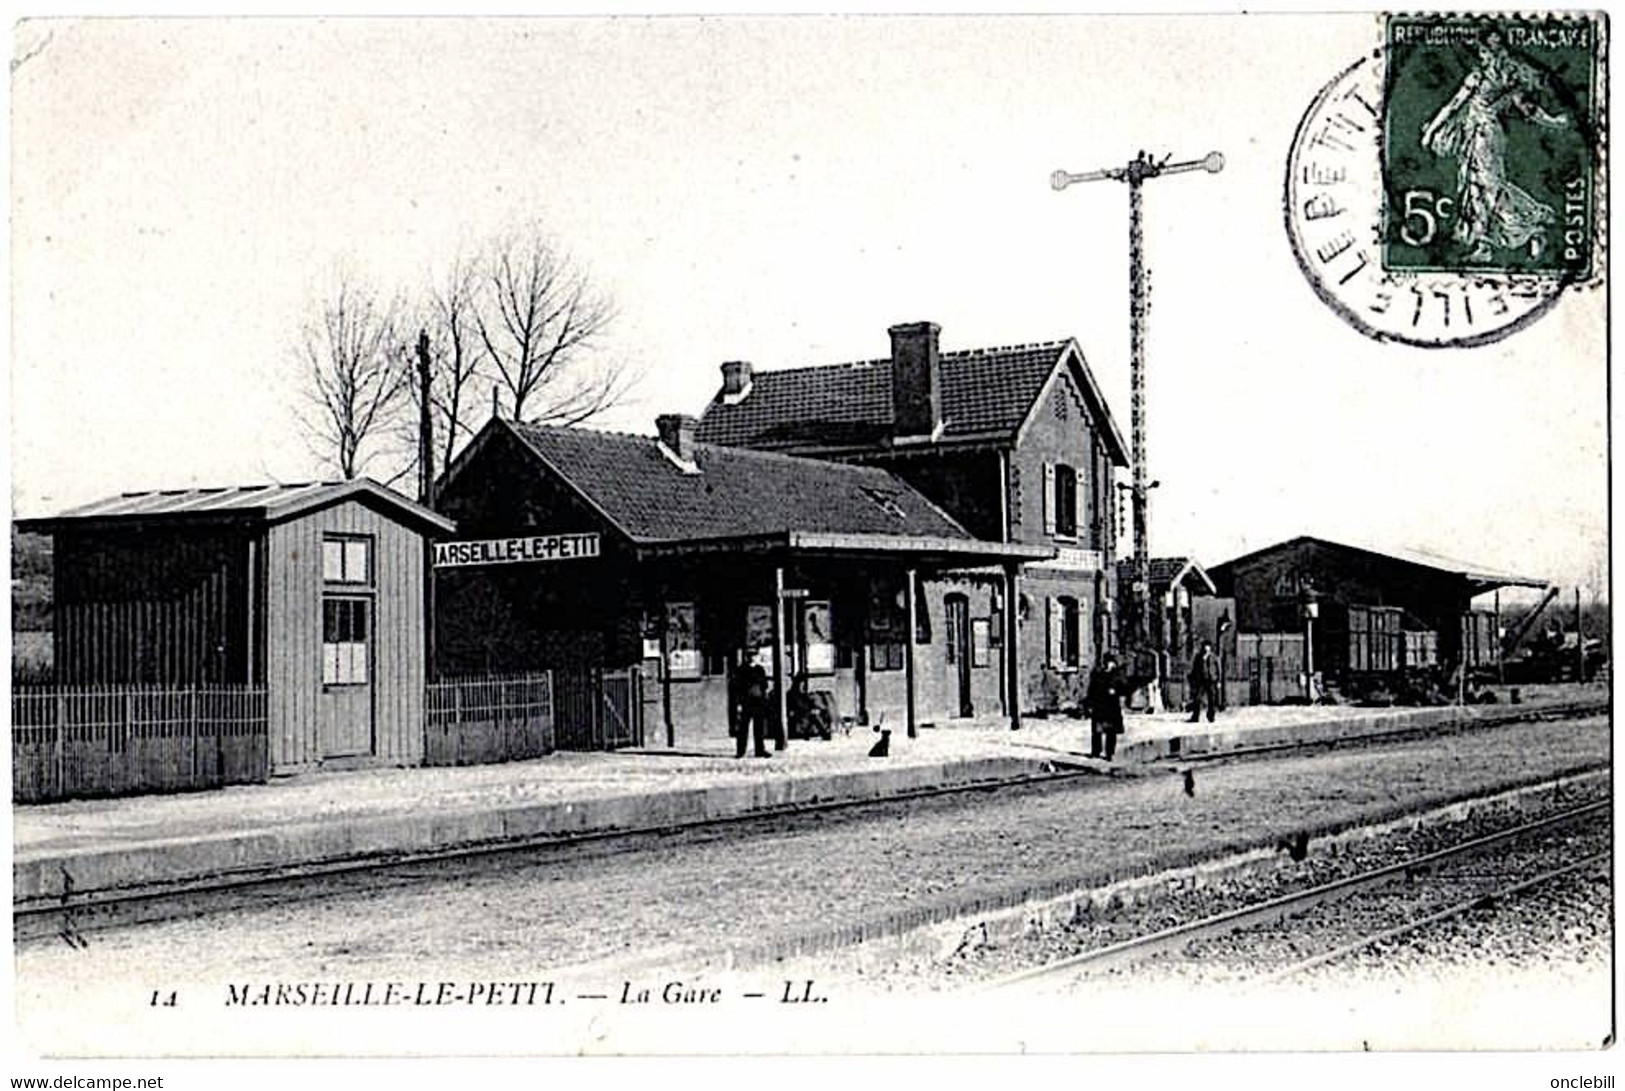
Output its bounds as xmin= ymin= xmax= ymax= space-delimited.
xmin=1382 ymin=14 xmax=1601 ymax=278
xmin=1284 ymin=11 xmax=1605 ymax=347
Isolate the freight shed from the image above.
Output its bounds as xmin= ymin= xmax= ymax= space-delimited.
xmin=1208 ymin=536 xmax=1546 ymax=694
xmin=18 ymin=481 xmax=454 ymax=774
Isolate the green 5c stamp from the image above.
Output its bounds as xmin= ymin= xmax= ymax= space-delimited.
xmin=1384 ymin=14 xmax=1600 ymax=278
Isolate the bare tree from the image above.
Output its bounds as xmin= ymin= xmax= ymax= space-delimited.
xmin=297 ymin=278 xmax=409 ymax=479
xmin=426 ymin=257 xmax=491 ymax=473
xmin=474 ymin=230 xmax=623 ymax=424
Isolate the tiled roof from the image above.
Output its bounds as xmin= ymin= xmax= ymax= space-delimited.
xmin=505 ymin=421 xmax=975 ymax=544
xmin=1117 ymin=556 xmax=1218 ymax=594
xmin=696 ymin=340 xmax=1128 ymax=463
xmin=18 ymin=480 xmax=454 ymax=533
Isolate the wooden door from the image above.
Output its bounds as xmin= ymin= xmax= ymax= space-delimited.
xmin=319 ymin=595 xmax=374 ymax=758
xmin=947 ymin=595 xmax=972 ymax=718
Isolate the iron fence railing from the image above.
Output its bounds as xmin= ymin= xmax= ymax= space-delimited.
xmin=424 ymin=672 xmax=554 ymax=766
xmin=12 ymin=684 xmax=269 ymax=803
xmin=553 ymin=666 xmax=643 ymax=751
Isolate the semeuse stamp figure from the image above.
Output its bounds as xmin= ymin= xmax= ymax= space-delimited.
xmin=1385 ymin=16 xmax=1596 ymax=276
xmin=1418 ymin=32 xmax=1570 ymax=263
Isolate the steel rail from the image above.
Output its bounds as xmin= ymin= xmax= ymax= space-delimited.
xmin=18 ymin=712 xmax=1609 ymax=946
xmin=14 ymin=764 xmax=1096 ymax=940
xmin=1165 ymin=702 xmax=1608 ymax=767
xmin=982 ymin=798 xmax=1610 ymax=992
xmin=1255 ymin=850 xmax=1611 ymax=985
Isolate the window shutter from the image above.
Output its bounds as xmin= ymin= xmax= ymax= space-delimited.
xmin=1087 ymin=449 xmax=1100 ymax=543
xmin=1043 ymin=463 xmax=1056 ymax=535
xmin=1079 ymin=595 xmax=1091 ymax=664
xmin=1046 ymin=597 xmax=1059 ymax=666
xmin=1072 ymin=467 xmax=1085 ymax=541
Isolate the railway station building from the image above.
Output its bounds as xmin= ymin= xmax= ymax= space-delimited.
xmin=432 ymin=416 xmax=1051 ymax=744
xmin=693 ymin=321 xmax=1130 ymax=714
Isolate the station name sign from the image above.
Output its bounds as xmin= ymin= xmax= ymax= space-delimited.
xmin=433 ymin=533 xmax=602 ymax=568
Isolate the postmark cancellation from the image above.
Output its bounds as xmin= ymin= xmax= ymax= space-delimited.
xmin=1286 ymin=11 xmax=1604 ymax=347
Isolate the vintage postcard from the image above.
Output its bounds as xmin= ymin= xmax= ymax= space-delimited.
xmin=7 ymin=9 xmax=1612 ymax=1078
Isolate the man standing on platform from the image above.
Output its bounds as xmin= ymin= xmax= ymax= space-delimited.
xmin=1188 ymin=640 xmax=1220 ymax=723
xmin=733 ymin=651 xmax=772 ymax=759
xmin=1086 ymin=652 xmax=1125 ymax=761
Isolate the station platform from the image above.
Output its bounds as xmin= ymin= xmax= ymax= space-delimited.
xmin=11 ymin=683 xmax=1607 ymax=910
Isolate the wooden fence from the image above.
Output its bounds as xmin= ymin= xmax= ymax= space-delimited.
xmin=12 ymin=684 xmax=268 ymax=803
xmin=1163 ymin=633 xmax=1308 ymax=710
xmin=424 ymin=672 xmax=554 ymax=766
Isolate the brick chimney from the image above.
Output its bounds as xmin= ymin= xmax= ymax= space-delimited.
xmin=720 ymin=360 xmax=753 ymax=404
xmin=889 ymin=321 xmax=942 ymax=437
xmin=656 ymin=413 xmax=699 ymax=467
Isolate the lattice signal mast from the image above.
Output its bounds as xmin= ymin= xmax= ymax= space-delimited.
xmin=1051 ymin=150 xmax=1223 ymax=660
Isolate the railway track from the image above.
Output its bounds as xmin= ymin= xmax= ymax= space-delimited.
xmin=982 ymin=797 xmax=1610 ymax=993
xmin=16 ymin=711 xmax=1609 ymax=965
xmin=14 ymin=764 xmax=1096 ymax=943
xmin=1158 ymin=701 xmax=1603 ymax=768
xmin=24 ymin=718 xmax=1583 ymax=941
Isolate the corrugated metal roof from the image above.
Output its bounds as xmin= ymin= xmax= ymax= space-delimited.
xmin=58 ymin=482 xmax=335 ymax=519
xmin=1331 ymin=538 xmax=1547 ymax=588
xmin=1211 ymin=535 xmax=1547 ymax=590
xmin=24 ymin=479 xmax=455 ymax=533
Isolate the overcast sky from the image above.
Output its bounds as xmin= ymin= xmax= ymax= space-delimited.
xmin=10 ymin=15 xmax=1608 ymax=596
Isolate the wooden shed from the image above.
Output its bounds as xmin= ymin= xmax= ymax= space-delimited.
xmin=1208 ymin=535 xmax=1546 ymax=690
xmin=18 ymin=481 xmax=454 ymax=774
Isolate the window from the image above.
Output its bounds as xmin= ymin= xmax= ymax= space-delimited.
xmin=1049 ymin=595 xmax=1081 ymax=669
xmin=1043 ymin=463 xmax=1082 ymax=539
xmin=322 ymin=537 xmax=371 ymax=584
xmin=322 ymin=598 xmax=370 ymax=685
xmin=971 ymin=619 xmax=991 ymax=667
xmin=1060 ymin=596 xmax=1080 ymax=667
xmin=1055 ymin=466 xmax=1078 ymax=538
xmin=869 ymin=643 xmax=905 ymax=672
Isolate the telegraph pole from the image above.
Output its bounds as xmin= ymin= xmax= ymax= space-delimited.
xmin=416 ymin=328 xmax=438 ymax=683
xmin=416 ymin=330 xmax=435 ymax=507
xmin=1052 ymin=150 xmax=1223 ymax=686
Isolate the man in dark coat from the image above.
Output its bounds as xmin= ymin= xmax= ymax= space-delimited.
xmin=733 ymin=653 xmax=772 ymax=759
xmin=1188 ymin=640 xmax=1221 ymax=723
xmin=1086 ymin=652 xmax=1125 ymax=761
